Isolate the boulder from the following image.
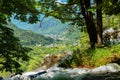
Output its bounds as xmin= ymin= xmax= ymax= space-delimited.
xmin=9 ymin=63 xmax=120 ymax=80
xmin=9 ymin=74 xmax=21 ymax=80
xmin=91 ymin=63 xmax=120 ymax=73
xmin=0 ymin=77 xmax=3 ymax=80
xmin=9 ymin=70 xmax=47 ymax=80
xmin=34 ymin=63 xmax=120 ymax=80
xmin=41 ymin=54 xmax=61 ymax=68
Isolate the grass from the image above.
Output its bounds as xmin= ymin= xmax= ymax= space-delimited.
xmin=70 ymin=44 xmax=120 ymax=68
xmin=0 ymin=71 xmax=10 ymax=78
xmin=1 ymin=32 xmax=120 ymax=77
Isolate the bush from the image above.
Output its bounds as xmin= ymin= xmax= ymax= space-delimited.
xmin=58 ymin=54 xmax=73 ymax=68
xmin=58 ymin=44 xmax=120 ymax=68
xmin=72 ymin=49 xmax=84 ymax=67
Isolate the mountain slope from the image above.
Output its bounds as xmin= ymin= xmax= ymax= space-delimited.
xmin=27 ymin=17 xmax=68 ymax=35
xmin=7 ymin=22 xmax=54 ymax=46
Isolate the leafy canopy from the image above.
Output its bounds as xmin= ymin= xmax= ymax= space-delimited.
xmin=0 ymin=0 xmax=39 ymax=72
xmin=102 ymin=0 xmax=120 ymax=15
xmin=38 ymin=0 xmax=84 ymax=26
xmin=0 ymin=0 xmax=40 ymax=23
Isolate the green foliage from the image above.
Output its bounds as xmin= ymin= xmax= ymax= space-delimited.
xmin=58 ymin=44 xmax=120 ymax=68
xmin=28 ymin=56 xmax=44 ymax=71
xmin=79 ymin=32 xmax=89 ymax=49
xmin=0 ymin=0 xmax=39 ymax=23
xmin=87 ymin=45 xmax=120 ymax=67
xmin=58 ymin=55 xmax=73 ymax=68
xmin=0 ymin=0 xmax=41 ymax=72
xmin=57 ymin=32 xmax=120 ymax=68
xmin=25 ymin=44 xmax=78 ymax=71
xmin=103 ymin=14 xmax=120 ymax=29
xmin=27 ymin=46 xmax=46 ymax=71
xmin=26 ymin=45 xmax=66 ymax=71
xmin=72 ymin=49 xmax=85 ymax=67
xmin=0 ymin=71 xmax=10 ymax=78
xmin=103 ymin=0 xmax=120 ymax=15
xmin=38 ymin=0 xmax=84 ymax=26
xmin=0 ymin=23 xmax=31 ymax=72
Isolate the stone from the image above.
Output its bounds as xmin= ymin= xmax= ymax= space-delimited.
xmin=9 ymin=74 xmax=21 ymax=80
xmin=91 ymin=63 xmax=120 ymax=73
xmin=13 ymin=70 xmax=47 ymax=80
xmin=9 ymin=63 xmax=120 ymax=80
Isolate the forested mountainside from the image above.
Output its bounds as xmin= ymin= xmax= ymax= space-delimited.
xmin=26 ymin=17 xmax=81 ymax=44
xmin=7 ymin=22 xmax=55 ymax=46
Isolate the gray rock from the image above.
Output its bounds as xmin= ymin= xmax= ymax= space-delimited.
xmin=9 ymin=74 xmax=21 ymax=80
xmin=34 ymin=63 xmax=120 ymax=80
xmin=91 ymin=63 xmax=120 ymax=73
xmin=9 ymin=63 xmax=120 ymax=80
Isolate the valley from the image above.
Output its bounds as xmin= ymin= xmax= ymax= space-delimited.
xmin=9 ymin=17 xmax=81 ymax=46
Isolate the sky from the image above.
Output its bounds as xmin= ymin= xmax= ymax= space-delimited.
xmin=61 ymin=0 xmax=67 ymax=2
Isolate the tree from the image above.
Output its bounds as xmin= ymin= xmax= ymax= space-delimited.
xmin=0 ymin=0 xmax=39 ymax=23
xmin=103 ymin=0 xmax=120 ymax=15
xmin=96 ymin=0 xmax=103 ymax=44
xmin=0 ymin=0 xmax=39 ymax=72
xmin=79 ymin=0 xmax=98 ymax=47
xmin=38 ymin=0 xmax=100 ymax=47
xmin=0 ymin=24 xmax=32 ymax=72
xmin=39 ymin=0 xmax=120 ymax=47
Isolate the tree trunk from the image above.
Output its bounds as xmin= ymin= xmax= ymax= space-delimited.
xmin=79 ymin=0 xmax=97 ymax=48
xmin=96 ymin=0 xmax=103 ymax=44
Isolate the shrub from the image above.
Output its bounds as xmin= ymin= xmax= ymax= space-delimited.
xmin=58 ymin=54 xmax=73 ymax=68
xmin=72 ymin=48 xmax=84 ymax=67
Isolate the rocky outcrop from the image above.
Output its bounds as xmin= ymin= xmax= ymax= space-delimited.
xmin=40 ymin=54 xmax=62 ymax=69
xmin=9 ymin=63 xmax=120 ymax=80
xmin=103 ymin=28 xmax=120 ymax=45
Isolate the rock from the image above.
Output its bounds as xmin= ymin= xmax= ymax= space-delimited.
xmin=9 ymin=70 xmax=47 ymax=80
xmin=103 ymin=28 xmax=115 ymax=35
xmin=20 ymin=71 xmax=37 ymax=80
xmin=47 ymin=64 xmax=64 ymax=72
xmin=9 ymin=74 xmax=21 ymax=80
xmin=35 ymin=63 xmax=120 ymax=80
xmin=9 ymin=63 xmax=120 ymax=80
xmin=103 ymin=27 xmax=120 ymax=45
xmin=65 ymin=68 xmax=90 ymax=75
xmin=41 ymin=54 xmax=61 ymax=68
xmin=91 ymin=63 xmax=120 ymax=73
xmin=0 ymin=77 xmax=3 ymax=80
xmin=34 ymin=65 xmax=91 ymax=80
xmin=46 ymin=72 xmax=72 ymax=80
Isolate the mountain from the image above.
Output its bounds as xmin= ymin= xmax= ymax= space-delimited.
xmin=10 ymin=17 xmax=81 ymax=46
xmin=27 ymin=17 xmax=69 ymax=35
xmin=26 ymin=17 xmax=81 ymax=45
xmin=7 ymin=22 xmax=55 ymax=46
